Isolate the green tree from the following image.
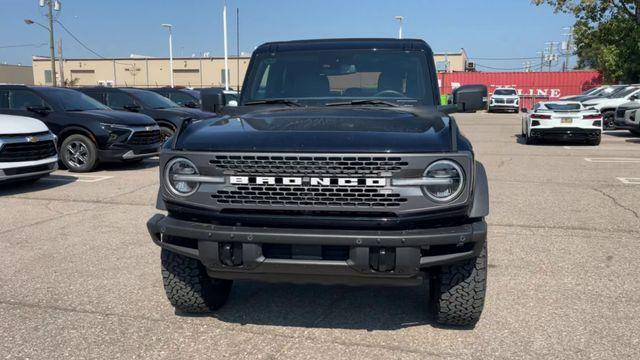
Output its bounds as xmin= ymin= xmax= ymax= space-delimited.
xmin=532 ymin=0 xmax=640 ymax=82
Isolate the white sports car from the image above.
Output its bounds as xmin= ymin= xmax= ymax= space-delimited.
xmin=521 ymin=101 xmax=603 ymax=145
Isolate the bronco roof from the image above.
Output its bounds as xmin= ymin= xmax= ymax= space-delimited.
xmin=254 ymin=38 xmax=434 ymax=55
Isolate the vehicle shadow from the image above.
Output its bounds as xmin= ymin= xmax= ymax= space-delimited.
xmin=177 ymin=281 xmax=473 ymax=331
xmin=0 ymin=174 xmax=77 ymax=196
xmin=514 ymin=133 xmax=600 ymax=146
xmin=98 ymin=158 xmax=159 ymax=172
xmin=626 ymin=138 xmax=640 ymax=144
xmin=603 ymin=130 xmax=636 ymax=138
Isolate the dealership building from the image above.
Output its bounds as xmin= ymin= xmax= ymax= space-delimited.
xmin=31 ymin=55 xmax=251 ymax=89
xmin=30 ymin=49 xmax=469 ymax=89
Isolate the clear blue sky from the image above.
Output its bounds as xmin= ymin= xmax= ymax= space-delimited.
xmin=1 ymin=0 xmax=576 ymax=70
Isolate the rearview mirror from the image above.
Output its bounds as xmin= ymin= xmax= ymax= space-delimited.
xmin=26 ymin=105 xmax=52 ymax=115
xmin=452 ymin=84 xmax=488 ymax=112
xmin=123 ymin=104 xmax=141 ymax=112
xmin=200 ymin=89 xmax=225 ymax=113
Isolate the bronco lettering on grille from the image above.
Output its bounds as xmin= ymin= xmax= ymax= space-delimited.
xmin=229 ymin=176 xmax=386 ymax=187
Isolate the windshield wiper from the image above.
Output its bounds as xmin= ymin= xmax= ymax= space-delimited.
xmin=244 ymin=99 xmax=302 ymax=107
xmin=326 ymin=99 xmax=399 ymax=107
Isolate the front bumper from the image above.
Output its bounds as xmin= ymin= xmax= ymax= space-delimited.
xmin=98 ymin=145 xmax=160 ymax=161
xmin=0 ymin=156 xmax=58 ymax=182
xmin=147 ymin=214 xmax=487 ymax=286
xmin=530 ymin=127 xmax=601 ymax=141
xmin=489 ymin=104 xmax=518 ymax=111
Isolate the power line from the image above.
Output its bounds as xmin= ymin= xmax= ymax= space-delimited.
xmin=54 ymin=19 xmax=132 ymax=66
xmin=475 ymin=62 xmax=544 ymax=71
xmin=469 ymin=56 xmax=542 ymax=61
xmin=0 ymin=42 xmax=48 ymax=49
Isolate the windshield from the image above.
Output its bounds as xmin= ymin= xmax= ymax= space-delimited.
xmin=45 ymin=89 xmax=110 ymax=111
xmin=493 ymin=89 xmax=517 ymax=96
xmin=610 ymin=87 xmax=638 ymax=99
xmin=544 ymin=103 xmax=581 ymax=111
xmin=243 ymin=49 xmax=432 ymax=106
xmin=126 ymin=89 xmax=179 ymax=109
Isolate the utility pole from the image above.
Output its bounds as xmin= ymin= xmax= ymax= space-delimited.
xmin=46 ymin=0 xmax=57 ymax=86
xmin=161 ymin=24 xmax=174 ymax=87
xmin=562 ymin=26 xmax=574 ymax=72
xmin=236 ymin=7 xmax=240 ymax=91
xmin=223 ymin=0 xmax=229 ymax=90
xmin=58 ymin=37 xmax=64 ymax=86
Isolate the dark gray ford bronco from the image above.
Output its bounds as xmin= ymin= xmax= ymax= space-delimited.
xmin=147 ymin=38 xmax=489 ymax=326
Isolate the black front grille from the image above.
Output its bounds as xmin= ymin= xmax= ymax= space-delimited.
xmin=212 ymin=185 xmax=408 ymax=208
xmin=128 ymin=130 xmax=162 ymax=145
xmin=210 ymin=155 xmax=409 ymax=177
xmin=494 ymin=98 xmax=505 ymax=104
xmin=0 ymin=140 xmax=57 ymax=162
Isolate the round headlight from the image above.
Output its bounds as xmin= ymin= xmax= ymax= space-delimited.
xmin=422 ymin=160 xmax=464 ymax=202
xmin=164 ymin=157 xmax=199 ymax=196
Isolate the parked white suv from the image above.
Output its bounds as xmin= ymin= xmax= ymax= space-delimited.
xmin=489 ymin=87 xmax=519 ymax=113
xmin=0 ymin=114 xmax=58 ymax=183
xmin=583 ymin=86 xmax=640 ymax=129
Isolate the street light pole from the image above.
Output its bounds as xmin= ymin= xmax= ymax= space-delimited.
xmin=223 ymin=0 xmax=229 ymax=90
xmin=162 ymin=24 xmax=174 ymax=88
xmin=394 ymin=16 xmax=404 ymax=39
xmin=47 ymin=0 xmax=56 ymax=86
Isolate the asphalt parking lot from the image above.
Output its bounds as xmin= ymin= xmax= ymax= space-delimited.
xmin=1 ymin=112 xmax=639 ymax=359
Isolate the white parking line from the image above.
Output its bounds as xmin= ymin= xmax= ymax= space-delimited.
xmin=564 ymin=146 xmax=635 ymax=150
xmin=43 ymin=174 xmax=114 ymax=183
xmin=584 ymin=157 xmax=640 ymax=163
xmin=617 ymin=177 xmax=640 ymax=185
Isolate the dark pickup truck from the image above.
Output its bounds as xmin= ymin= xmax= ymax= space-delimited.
xmin=147 ymin=38 xmax=489 ymax=326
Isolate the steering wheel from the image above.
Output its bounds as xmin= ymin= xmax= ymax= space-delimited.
xmin=373 ymin=90 xmax=404 ymax=98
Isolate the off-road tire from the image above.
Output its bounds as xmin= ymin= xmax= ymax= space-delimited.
xmin=431 ymin=242 xmax=487 ymax=327
xmin=161 ymin=249 xmax=232 ymax=313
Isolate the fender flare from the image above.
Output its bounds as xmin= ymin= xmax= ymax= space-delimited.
xmin=469 ymin=161 xmax=489 ymax=218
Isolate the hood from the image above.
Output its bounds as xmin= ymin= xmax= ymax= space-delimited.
xmin=145 ymin=107 xmax=216 ymax=120
xmin=583 ymin=98 xmax=625 ymax=109
xmin=67 ymin=110 xmax=157 ymax=126
xmin=0 ymin=114 xmax=49 ymax=135
xmin=175 ymin=106 xmax=452 ymax=153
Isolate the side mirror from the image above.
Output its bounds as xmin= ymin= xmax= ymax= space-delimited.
xmin=123 ymin=104 xmax=141 ymax=112
xmin=26 ymin=105 xmax=52 ymax=115
xmin=452 ymin=84 xmax=488 ymax=112
xmin=629 ymin=95 xmax=638 ymax=101
xmin=200 ymin=89 xmax=225 ymax=113
xmin=183 ymin=101 xmax=199 ymax=108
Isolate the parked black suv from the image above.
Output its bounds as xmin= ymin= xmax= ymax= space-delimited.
xmin=147 ymin=39 xmax=489 ymax=326
xmin=0 ymin=85 xmax=162 ymax=172
xmin=148 ymin=87 xmax=201 ymax=108
xmin=78 ymin=87 xmax=215 ymax=141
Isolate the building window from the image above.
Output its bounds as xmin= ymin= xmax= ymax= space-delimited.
xmin=44 ymin=70 xmax=52 ymax=84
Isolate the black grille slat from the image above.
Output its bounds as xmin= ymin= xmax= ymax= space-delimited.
xmin=0 ymin=140 xmax=56 ymax=162
xmin=128 ymin=130 xmax=162 ymax=145
xmin=212 ymin=184 xmax=407 ymax=208
xmin=210 ymin=155 xmax=409 ymax=177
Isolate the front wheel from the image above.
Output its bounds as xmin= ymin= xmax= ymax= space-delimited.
xmin=430 ymin=242 xmax=487 ymax=327
xmin=60 ymin=134 xmax=98 ymax=172
xmin=588 ymin=136 xmax=601 ymax=146
xmin=161 ymin=249 xmax=232 ymax=313
xmin=603 ymin=111 xmax=616 ymax=130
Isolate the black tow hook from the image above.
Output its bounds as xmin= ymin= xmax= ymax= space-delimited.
xmin=369 ymin=247 xmax=396 ymax=272
xmin=219 ymin=242 xmax=243 ymax=267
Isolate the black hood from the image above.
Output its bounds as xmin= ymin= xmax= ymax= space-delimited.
xmin=143 ymin=107 xmax=215 ymax=120
xmin=176 ymin=106 xmax=453 ymax=153
xmin=67 ymin=109 xmax=157 ymax=126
